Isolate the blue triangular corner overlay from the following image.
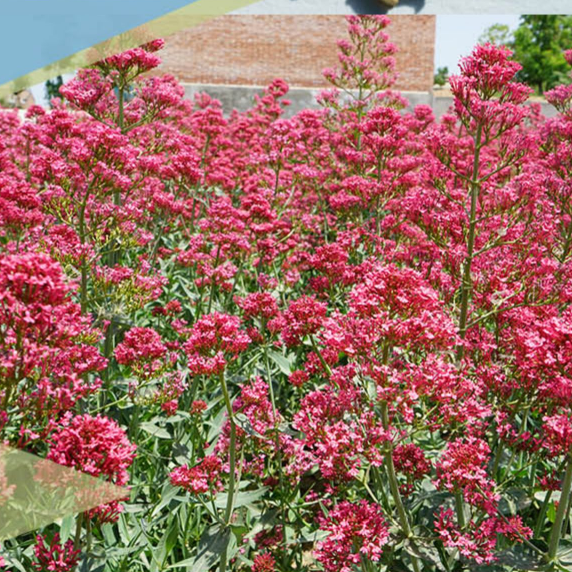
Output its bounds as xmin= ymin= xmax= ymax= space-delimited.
xmin=0 ymin=0 xmax=201 ymax=85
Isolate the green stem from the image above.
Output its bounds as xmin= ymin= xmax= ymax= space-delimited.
xmin=77 ymin=181 xmax=93 ymax=313
xmin=264 ymin=350 xmax=289 ymax=567
xmin=455 ymin=491 xmax=466 ymax=530
xmin=372 ymin=465 xmax=391 ymax=514
xmin=99 ymin=320 xmax=115 ymax=408
xmin=310 ymin=336 xmax=332 ymax=377
xmin=85 ymin=517 xmax=92 ymax=554
xmin=80 ymin=263 xmax=88 ymax=314
xmin=495 ymin=406 xmax=530 ymax=484
xmin=207 ymin=246 xmax=222 ymax=315
xmin=535 ymin=488 xmax=554 ymax=539
xmin=380 ymin=402 xmax=420 ymax=572
xmin=73 ymin=512 xmax=84 ymax=552
xmin=117 ymin=85 xmax=125 ymax=133
xmin=457 ymin=123 xmax=483 ymax=360
xmin=113 ymin=84 xmax=125 ymax=214
xmin=547 ymin=453 xmax=572 ymax=562
xmin=219 ymin=371 xmax=237 ymax=572
xmin=219 ymin=543 xmax=229 ymax=572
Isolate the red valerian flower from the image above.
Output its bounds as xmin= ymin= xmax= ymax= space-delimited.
xmin=434 ymin=508 xmax=497 ymax=565
xmin=32 ymin=533 xmax=80 ymax=572
xmin=190 ymin=400 xmax=208 ymax=415
xmin=169 ymin=455 xmax=223 ymax=495
xmin=252 ymin=552 xmax=276 ymax=572
xmin=0 ymin=252 xmax=106 ymax=424
xmin=183 ymin=312 xmax=250 ymax=376
xmin=115 ymin=326 xmax=169 ymax=378
xmin=281 ymin=295 xmax=328 ymax=347
xmin=315 ymin=500 xmax=390 ymax=572
xmin=543 ymin=413 xmax=572 ymax=457
xmin=393 ymin=442 xmax=431 ymax=481
xmin=47 ymin=413 xmax=135 ymax=485
xmin=434 ymin=508 xmax=532 ymax=565
xmin=293 ymin=370 xmax=389 ymax=481
xmin=235 ymin=292 xmax=279 ymax=321
xmin=47 ymin=414 xmax=135 ymax=522
xmin=434 ymin=436 xmax=499 ymax=515
xmin=115 ymin=327 xmax=168 ymax=364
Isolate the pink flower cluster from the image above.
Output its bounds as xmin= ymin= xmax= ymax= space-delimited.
xmin=32 ymin=534 xmax=80 ymax=572
xmin=47 ymin=413 xmax=135 ymax=522
xmin=315 ymin=500 xmax=390 ymax=572
xmin=169 ymin=455 xmax=223 ymax=495
xmin=2 ymin=15 xmax=572 ymax=571
xmin=435 ymin=436 xmax=499 ymax=515
xmin=183 ymin=312 xmax=250 ymax=376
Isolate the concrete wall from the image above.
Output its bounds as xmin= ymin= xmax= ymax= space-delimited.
xmin=182 ymin=83 xmax=559 ymax=119
xmin=432 ymin=95 xmax=559 ymax=119
xmin=183 ymin=83 xmax=435 ymax=116
xmin=231 ymin=0 xmax=572 ymax=15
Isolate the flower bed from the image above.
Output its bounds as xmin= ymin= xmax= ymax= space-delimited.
xmin=1 ymin=15 xmax=572 ymax=572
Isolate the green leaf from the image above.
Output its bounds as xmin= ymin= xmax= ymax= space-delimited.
xmin=547 ymin=501 xmax=557 ymax=523
xmin=122 ymin=502 xmax=147 ymax=514
xmin=404 ymin=540 xmax=443 ymax=567
xmin=100 ymin=523 xmax=116 ymax=547
xmin=557 ymin=539 xmax=572 ymax=565
xmin=3 ymin=557 xmax=27 ymax=572
xmin=267 ymin=349 xmax=292 ymax=375
xmin=164 ymin=413 xmax=191 ymax=424
xmin=78 ymin=555 xmax=106 ymax=572
xmin=206 ymin=407 xmax=227 ymax=444
xmin=152 ymin=516 xmax=179 ymax=570
xmin=140 ymin=421 xmax=171 ymax=439
xmin=234 ymin=413 xmax=266 ymax=439
xmin=153 ymin=483 xmax=185 ymax=516
xmin=214 ymin=486 xmax=268 ymax=509
xmin=105 ymin=545 xmax=144 ymax=558
xmin=165 ymin=517 xmax=180 ymax=559
xmin=59 ymin=515 xmax=75 ymax=544
xmin=499 ymin=488 xmax=532 ymax=515
xmin=492 ymin=546 xmax=545 ymax=570
xmin=534 ymin=490 xmax=560 ymax=503
xmin=117 ymin=511 xmax=143 ymax=546
xmin=168 ymin=525 xmax=231 ymax=571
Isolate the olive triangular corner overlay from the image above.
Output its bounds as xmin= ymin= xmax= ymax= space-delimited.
xmin=0 ymin=0 xmax=262 ymax=100
xmin=0 ymin=445 xmax=127 ymax=540
xmin=0 ymin=0 xmax=198 ymax=85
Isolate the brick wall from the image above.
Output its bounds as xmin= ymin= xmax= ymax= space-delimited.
xmin=158 ymin=15 xmax=436 ymax=93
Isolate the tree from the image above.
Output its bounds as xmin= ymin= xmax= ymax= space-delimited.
xmin=434 ymin=66 xmax=449 ymax=87
xmin=511 ymin=16 xmax=572 ymax=94
xmin=478 ymin=23 xmax=512 ymax=47
xmin=44 ymin=75 xmax=63 ymax=105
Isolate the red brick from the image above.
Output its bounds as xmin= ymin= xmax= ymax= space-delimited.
xmin=158 ymin=15 xmax=435 ymax=93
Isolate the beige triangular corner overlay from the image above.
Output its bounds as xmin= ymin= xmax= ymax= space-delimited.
xmin=0 ymin=445 xmax=128 ymax=541
xmin=0 ymin=0 xmax=262 ymax=100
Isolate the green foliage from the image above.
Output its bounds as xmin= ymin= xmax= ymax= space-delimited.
xmin=44 ymin=75 xmax=63 ymax=105
xmin=478 ymin=16 xmax=572 ymax=95
xmin=511 ymin=16 xmax=572 ymax=94
xmin=433 ymin=66 xmax=449 ymax=88
xmin=478 ymin=23 xmax=512 ymax=47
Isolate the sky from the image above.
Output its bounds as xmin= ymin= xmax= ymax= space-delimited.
xmin=435 ymin=14 xmax=521 ymax=74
